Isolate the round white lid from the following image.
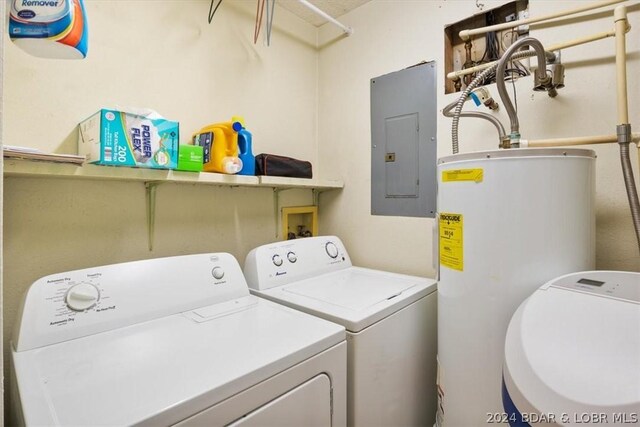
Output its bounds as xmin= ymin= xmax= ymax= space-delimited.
xmin=504 ymin=271 xmax=640 ymax=421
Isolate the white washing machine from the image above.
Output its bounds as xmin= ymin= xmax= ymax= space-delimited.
xmin=503 ymin=271 xmax=640 ymax=426
xmin=10 ymin=253 xmax=347 ymax=426
xmin=244 ymin=236 xmax=438 ymax=427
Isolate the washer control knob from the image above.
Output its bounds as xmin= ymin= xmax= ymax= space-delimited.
xmin=272 ymin=254 xmax=283 ymax=267
xmin=325 ymin=242 xmax=339 ymax=259
xmin=287 ymin=252 xmax=298 ymax=263
xmin=212 ymin=267 xmax=225 ymax=280
xmin=66 ymin=283 xmax=100 ymax=311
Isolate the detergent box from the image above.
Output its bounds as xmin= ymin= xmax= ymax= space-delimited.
xmin=177 ymin=144 xmax=203 ymax=172
xmin=78 ymin=109 xmax=179 ymax=169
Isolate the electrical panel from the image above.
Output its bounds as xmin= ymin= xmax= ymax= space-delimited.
xmin=370 ymin=61 xmax=437 ymax=218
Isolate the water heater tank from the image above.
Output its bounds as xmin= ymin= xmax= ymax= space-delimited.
xmin=436 ymin=148 xmax=596 ymax=426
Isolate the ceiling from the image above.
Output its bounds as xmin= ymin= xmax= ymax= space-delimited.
xmin=277 ymin=0 xmax=371 ymax=27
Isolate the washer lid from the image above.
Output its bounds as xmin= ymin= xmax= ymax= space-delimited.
xmin=504 ymin=271 xmax=640 ymax=420
xmin=12 ymin=296 xmax=345 ymax=426
xmin=256 ymin=267 xmax=436 ymax=332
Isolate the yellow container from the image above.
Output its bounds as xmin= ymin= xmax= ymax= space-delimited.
xmin=192 ymin=117 xmax=244 ymax=174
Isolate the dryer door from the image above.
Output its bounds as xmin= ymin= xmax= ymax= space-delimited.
xmin=178 ymin=374 xmax=332 ymax=426
xmin=229 ymin=374 xmax=331 ymax=426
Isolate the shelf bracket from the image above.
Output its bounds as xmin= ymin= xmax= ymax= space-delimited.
xmin=312 ymin=189 xmax=320 ymax=206
xmin=273 ymin=188 xmax=288 ymax=238
xmin=145 ymin=182 xmax=162 ymax=251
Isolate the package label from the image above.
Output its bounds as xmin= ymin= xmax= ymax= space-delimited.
xmin=439 ymin=213 xmax=463 ymax=271
xmin=442 ymin=168 xmax=483 ymax=183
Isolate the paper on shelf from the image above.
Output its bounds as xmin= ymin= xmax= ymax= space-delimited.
xmin=3 ymin=145 xmax=86 ymax=165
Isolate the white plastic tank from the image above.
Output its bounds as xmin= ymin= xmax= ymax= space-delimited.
xmin=436 ymin=148 xmax=596 ymax=426
xmin=503 ymin=270 xmax=640 ymax=426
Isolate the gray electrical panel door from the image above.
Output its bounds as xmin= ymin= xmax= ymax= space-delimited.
xmin=371 ymin=62 xmax=437 ymax=217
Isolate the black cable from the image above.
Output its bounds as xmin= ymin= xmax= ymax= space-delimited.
xmin=208 ymin=0 xmax=223 ymax=24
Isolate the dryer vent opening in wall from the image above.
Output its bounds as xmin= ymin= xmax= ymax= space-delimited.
xmin=370 ymin=61 xmax=437 ymax=218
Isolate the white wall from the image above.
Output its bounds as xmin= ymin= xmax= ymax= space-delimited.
xmin=2 ymin=0 xmax=319 ymax=419
xmin=4 ymin=0 xmax=640 ymax=421
xmin=0 ymin=0 xmax=5 ymax=421
xmin=318 ymin=0 xmax=640 ymax=277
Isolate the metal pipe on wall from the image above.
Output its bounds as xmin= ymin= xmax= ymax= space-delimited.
xmin=447 ymin=29 xmax=623 ymax=81
xmin=522 ymin=134 xmax=640 ymax=147
xmin=458 ymin=0 xmax=626 ymax=41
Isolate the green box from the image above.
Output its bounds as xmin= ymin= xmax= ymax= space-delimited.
xmin=177 ymin=145 xmax=204 ymax=172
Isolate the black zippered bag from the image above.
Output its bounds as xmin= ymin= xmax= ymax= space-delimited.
xmin=255 ymin=154 xmax=313 ymax=179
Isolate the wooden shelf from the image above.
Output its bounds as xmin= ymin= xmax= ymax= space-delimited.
xmin=3 ymin=159 xmax=344 ymax=191
xmin=258 ymin=175 xmax=343 ymax=190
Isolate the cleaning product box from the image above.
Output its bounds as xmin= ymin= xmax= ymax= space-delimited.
xmin=78 ymin=109 xmax=179 ymax=169
xmin=177 ymin=145 xmax=203 ymax=172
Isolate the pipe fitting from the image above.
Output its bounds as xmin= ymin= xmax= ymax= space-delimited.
xmin=550 ymin=62 xmax=565 ymax=90
xmin=533 ymin=74 xmax=553 ymax=92
xmin=510 ymin=131 xmax=521 ymax=148
xmin=617 ymin=123 xmax=632 ymax=144
xmin=533 ymin=51 xmax=565 ymax=96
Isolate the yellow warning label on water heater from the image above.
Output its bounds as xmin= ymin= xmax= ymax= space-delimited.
xmin=439 ymin=213 xmax=463 ymax=271
xmin=442 ymin=168 xmax=483 ymax=183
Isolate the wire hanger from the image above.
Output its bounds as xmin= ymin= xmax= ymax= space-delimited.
xmin=254 ymin=0 xmax=266 ymax=44
xmin=208 ymin=0 xmax=223 ymax=24
xmin=265 ymin=0 xmax=276 ymax=46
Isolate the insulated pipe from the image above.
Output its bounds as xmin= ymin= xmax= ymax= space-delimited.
xmin=522 ymin=133 xmax=640 ymax=147
xmin=615 ymin=6 xmax=629 ymax=124
xmin=297 ymin=0 xmax=354 ymax=35
xmin=496 ymin=37 xmax=551 ymax=143
xmin=447 ymin=29 xmax=621 ymax=81
xmin=458 ymin=0 xmax=626 ymax=41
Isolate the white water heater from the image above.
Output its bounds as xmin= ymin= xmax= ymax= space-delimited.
xmin=436 ymin=148 xmax=596 ymax=426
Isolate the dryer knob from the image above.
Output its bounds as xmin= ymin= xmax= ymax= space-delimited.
xmin=66 ymin=283 xmax=100 ymax=311
xmin=287 ymin=252 xmax=297 ymax=263
xmin=272 ymin=254 xmax=283 ymax=267
xmin=325 ymin=242 xmax=339 ymax=259
xmin=212 ymin=267 xmax=225 ymax=280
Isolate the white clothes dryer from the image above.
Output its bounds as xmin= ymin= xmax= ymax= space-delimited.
xmin=11 ymin=253 xmax=347 ymax=426
xmin=503 ymin=271 xmax=640 ymax=426
xmin=244 ymin=236 xmax=438 ymax=427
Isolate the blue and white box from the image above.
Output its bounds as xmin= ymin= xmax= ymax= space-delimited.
xmin=78 ymin=109 xmax=179 ymax=169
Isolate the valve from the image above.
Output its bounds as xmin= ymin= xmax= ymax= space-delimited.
xmin=533 ymin=51 xmax=565 ymax=98
xmin=470 ymin=87 xmax=499 ymax=111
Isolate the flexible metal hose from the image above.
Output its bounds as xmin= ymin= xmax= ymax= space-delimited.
xmin=496 ymin=37 xmax=550 ymax=135
xmin=451 ymin=65 xmax=500 ymax=154
xmin=443 ymin=99 xmax=507 ymax=143
xmin=619 ymin=142 xmax=640 ymax=252
xmin=450 ymin=49 xmax=548 ymax=154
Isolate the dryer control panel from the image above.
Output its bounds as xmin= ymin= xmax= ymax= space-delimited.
xmin=14 ymin=253 xmax=249 ymax=352
xmin=244 ymin=236 xmax=352 ymax=291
